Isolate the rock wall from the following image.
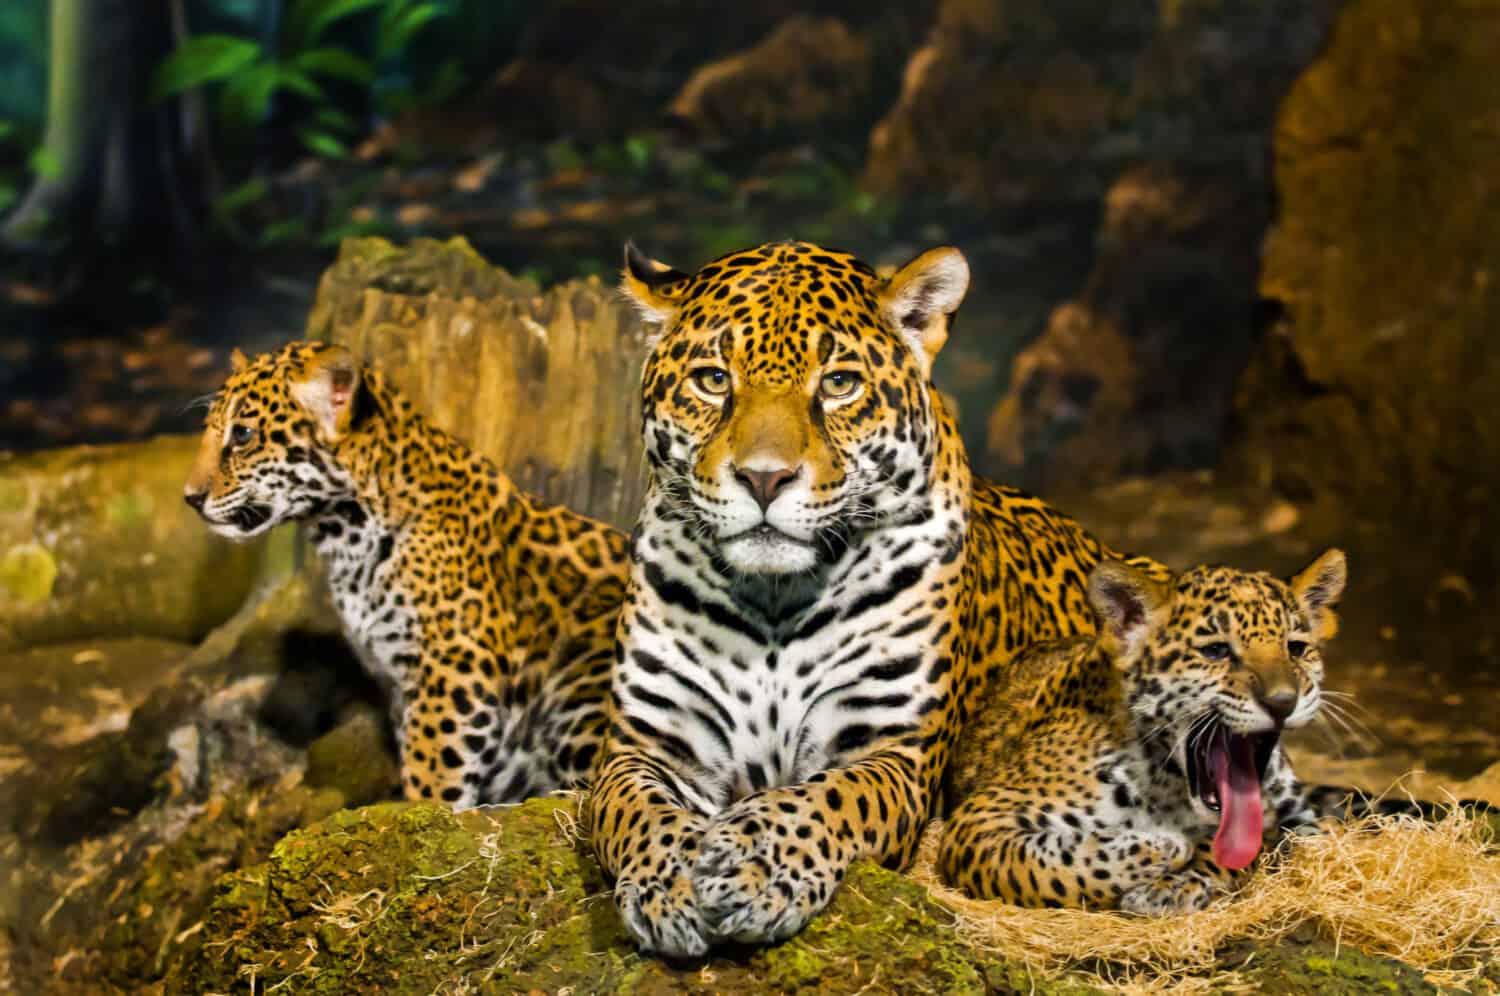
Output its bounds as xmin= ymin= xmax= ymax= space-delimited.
xmin=306 ymin=236 xmax=651 ymax=530
xmin=667 ymin=16 xmax=873 ymax=146
xmin=1227 ymin=0 xmax=1500 ymax=585
xmin=863 ymin=0 xmax=1339 ymax=488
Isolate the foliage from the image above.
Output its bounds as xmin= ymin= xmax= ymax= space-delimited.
xmin=0 ymin=2 xmax=46 ymax=127
xmin=151 ymin=0 xmax=451 ymax=162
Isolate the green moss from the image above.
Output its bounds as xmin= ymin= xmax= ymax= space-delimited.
xmin=155 ymin=798 xmax=1473 ymax=994
xmin=0 ymin=476 xmax=28 ymax=515
xmin=0 ymin=542 xmax=57 ymax=603
xmin=104 ymin=490 xmax=152 ymax=527
xmin=1226 ymin=935 xmax=1439 ymax=995
xmin=28 ymin=777 xmax=346 ymax=991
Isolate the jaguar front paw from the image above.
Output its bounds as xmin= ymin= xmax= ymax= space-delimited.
xmin=614 ymin=864 xmax=713 ymax=959
xmin=692 ymin=804 xmax=842 ymax=946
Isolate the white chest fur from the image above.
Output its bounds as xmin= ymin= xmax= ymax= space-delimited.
xmin=618 ymin=502 xmax=961 ymax=812
xmin=311 ymin=508 xmax=417 ymax=699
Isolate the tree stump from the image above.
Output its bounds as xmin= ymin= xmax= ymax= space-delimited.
xmin=305 ymin=236 xmax=650 ymax=530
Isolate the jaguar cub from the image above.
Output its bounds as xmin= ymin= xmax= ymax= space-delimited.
xmin=940 ymin=550 xmax=1347 ymax=912
xmin=184 ymin=342 xmax=628 ymax=807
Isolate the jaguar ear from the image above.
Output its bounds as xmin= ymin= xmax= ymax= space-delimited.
xmin=289 ymin=344 xmax=361 ymax=444
xmin=1290 ymin=548 xmax=1347 ymax=642
xmin=621 ymin=241 xmax=691 ymax=329
xmin=877 ymin=247 xmax=969 ymax=379
xmin=1088 ymin=560 xmax=1171 ymax=662
xmin=230 ymin=347 xmax=249 ymax=372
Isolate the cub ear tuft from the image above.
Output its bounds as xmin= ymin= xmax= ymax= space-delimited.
xmin=1088 ymin=560 xmax=1171 ymax=659
xmin=289 ymin=345 xmax=362 ymax=444
xmin=1290 ymin=548 xmax=1347 ymax=642
xmin=621 ymin=241 xmax=691 ymax=328
xmin=876 ymin=247 xmax=969 ymax=378
xmin=230 ymin=347 xmax=249 ymax=372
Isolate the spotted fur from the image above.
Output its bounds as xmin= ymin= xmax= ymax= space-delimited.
xmin=588 ymin=241 xmax=1163 ymax=957
xmin=184 ymin=342 xmax=629 ymax=808
xmin=939 ymin=550 xmax=1348 ymax=912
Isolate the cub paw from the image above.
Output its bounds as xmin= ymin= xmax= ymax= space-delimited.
xmin=692 ymin=804 xmax=841 ymax=945
xmin=1119 ymin=872 xmax=1216 ymax=916
xmin=1101 ymin=828 xmax=1194 ymax=876
xmin=614 ymin=856 xmax=712 ymax=958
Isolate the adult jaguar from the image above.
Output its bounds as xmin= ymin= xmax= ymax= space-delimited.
xmin=940 ymin=551 xmax=1350 ymax=911
xmin=184 ymin=342 xmax=629 ymax=808
xmin=588 ymin=240 xmax=1165 ymax=956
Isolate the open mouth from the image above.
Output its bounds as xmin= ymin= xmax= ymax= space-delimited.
xmin=1185 ymin=723 xmax=1279 ymax=871
xmin=229 ymin=504 xmax=271 ymax=532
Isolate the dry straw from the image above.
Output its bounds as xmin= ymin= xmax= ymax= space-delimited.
xmin=909 ymin=806 xmax=1500 ymax=994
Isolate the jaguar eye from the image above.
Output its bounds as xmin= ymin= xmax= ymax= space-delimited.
xmin=691 ymin=367 xmax=730 ymax=398
xmin=1287 ymin=640 xmax=1309 ymax=658
xmin=820 ymin=370 xmax=862 ymax=400
xmin=229 ymin=423 xmax=254 ymax=447
xmin=1199 ymin=641 xmax=1233 ymax=661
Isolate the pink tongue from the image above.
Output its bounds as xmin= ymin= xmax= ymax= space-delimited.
xmin=1211 ymin=735 xmax=1264 ymax=870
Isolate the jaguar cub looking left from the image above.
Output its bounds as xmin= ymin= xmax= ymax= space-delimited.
xmin=184 ymin=341 xmax=629 ymax=808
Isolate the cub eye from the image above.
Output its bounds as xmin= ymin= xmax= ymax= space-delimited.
xmin=1287 ymin=640 xmax=1310 ymax=658
xmin=820 ymin=370 xmax=863 ymax=400
xmin=229 ymin=423 xmax=254 ymax=447
xmin=1199 ymin=642 xmax=1233 ymax=661
xmin=691 ymin=367 xmax=730 ymax=398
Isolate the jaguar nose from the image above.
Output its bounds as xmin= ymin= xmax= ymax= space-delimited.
xmin=183 ymin=490 xmax=207 ymax=512
xmin=734 ymin=464 xmax=800 ymax=512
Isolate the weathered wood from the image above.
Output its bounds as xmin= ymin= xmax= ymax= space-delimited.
xmin=305 ymin=236 xmax=650 ymax=530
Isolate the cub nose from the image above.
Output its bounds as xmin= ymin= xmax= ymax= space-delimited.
xmin=734 ymin=465 xmax=800 ymax=512
xmin=1257 ymin=686 xmax=1298 ymax=724
xmin=183 ymin=490 xmax=207 ymax=512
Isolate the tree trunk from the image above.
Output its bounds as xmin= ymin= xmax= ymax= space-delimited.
xmin=306 ymin=235 xmax=651 ymax=530
xmin=3 ymin=0 xmax=196 ymax=256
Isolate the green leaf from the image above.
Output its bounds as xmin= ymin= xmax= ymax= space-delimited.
xmin=420 ymin=59 xmax=466 ymax=106
xmin=298 ymin=128 xmax=348 ymax=158
xmin=287 ymin=0 xmax=384 ymax=49
xmin=212 ymin=176 xmax=270 ymax=218
xmin=259 ymin=217 xmax=308 ymax=247
xmin=317 ymin=217 xmax=388 ymax=247
xmin=624 ymin=135 xmax=654 ymax=173
xmin=276 ymin=68 xmax=327 ymax=103
xmin=28 ymin=146 xmax=60 ymax=180
xmin=0 ymin=121 xmax=14 ymax=142
xmin=149 ymin=35 xmax=262 ymax=101
xmin=216 ymin=62 xmax=281 ymax=132
xmin=293 ymin=47 xmax=375 ymax=84
xmin=0 ymin=183 xmax=16 ymax=214
xmin=377 ymin=3 xmax=446 ymax=60
xmin=314 ymin=106 xmax=359 ymax=133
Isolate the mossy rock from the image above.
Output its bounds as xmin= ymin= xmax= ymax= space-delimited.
xmin=0 ymin=435 xmax=268 ymax=651
xmin=162 ymin=798 xmax=1457 ymax=995
xmin=169 ymin=798 xmax=1000 ymax=995
xmin=0 ymin=576 xmax=370 ymax=994
xmin=303 ymin=706 xmax=400 ymax=808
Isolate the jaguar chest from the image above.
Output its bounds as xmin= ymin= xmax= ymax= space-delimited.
xmin=623 ymin=516 xmax=960 ymax=811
